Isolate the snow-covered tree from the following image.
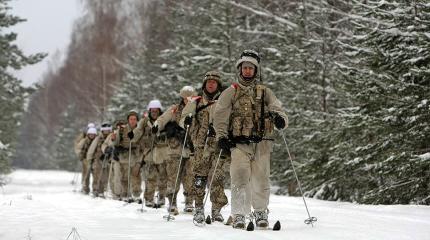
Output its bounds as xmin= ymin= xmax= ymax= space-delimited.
xmin=330 ymin=0 xmax=430 ymax=204
xmin=0 ymin=0 xmax=45 ymax=183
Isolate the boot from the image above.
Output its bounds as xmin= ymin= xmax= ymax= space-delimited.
xmin=184 ymin=197 xmax=194 ymax=212
xmin=145 ymin=199 xmax=155 ymax=208
xmin=168 ymin=205 xmax=179 ymax=215
xmin=232 ymin=214 xmax=245 ymax=229
xmin=211 ymin=209 xmax=224 ymax=222
xmin=193 ymin=207 xmax=205 ymax=224
xmin=253 ymin=210 xmax=269 ymax=228
xmin=183 ymin=203 xmax=194 ymax=213
xmin=157 ymin=195 xmax=165 ymax=207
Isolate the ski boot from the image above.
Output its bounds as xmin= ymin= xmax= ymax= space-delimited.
xmin=211 ymin=209 xmax=224 ymax=222
xmin=183 ymin=203 xmax=194 ymax=213
xmin=193 ymin=207 xmax=205 ymax=226
xmin=253 ymin=210 xmax=269 ymax=228
xmin=156 ymin=196 xmax=165 ymax=208
xmin=232 ymin=214 xmax=246 ymax=229
xmin=98 ymin=192 xmax=105 ymax=198
xmin=145 ymin=200 xmax=155 ymax=208
xmin=168 ymin=205 xmax=179 ymax=215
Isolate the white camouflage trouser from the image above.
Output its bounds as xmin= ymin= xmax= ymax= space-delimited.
xmin=230 ymin=141 xmax=271 ymax=216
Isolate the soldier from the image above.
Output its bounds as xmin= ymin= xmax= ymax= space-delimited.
xmin=112 ymin=110 xmax=143 ymax=202
xmin=86 ymin=123 xmax=112 ymax=197
xmin=78 ymin=127 xmax=97 ymax=194
xmin=101 ymin=120 xmax=125 ymax=199
xmin=181 ymin=71 xmax=228 ymax=224
xmin=74 ymin=123 xmax=95 ymax=156
xmin=154 ymin=86 xmax=197 ymax=215
xmin=214 ymin=50 xmax=288 ymax=229
xmin=138 ymin=100 xmax=168 ymax=208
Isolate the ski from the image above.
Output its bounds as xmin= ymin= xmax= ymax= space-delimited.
xmin=225 ymin=217 xmax=281 ymax=231
xmin=246 ymin=220 xmax=281 ymax=231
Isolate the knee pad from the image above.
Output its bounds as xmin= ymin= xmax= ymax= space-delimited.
xmin=194 ymin=176 xmax=207 ymax=189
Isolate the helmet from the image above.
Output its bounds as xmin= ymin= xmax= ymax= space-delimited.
xmin=100 ymin=122 xmax=112 ymax=132
xmin=202 ymin=70 xmax=223 ymax=91
xmin=235 ymin=49 xmax=260 ymax=70
xmin=127 ymin=110 xmax=139 ymax=121
xmin=147 ymin=100 xmax=163 ymax=111
xmin=87 ymin=127 xmax=97 ymax=135
xmin=180 ymin=86 xmax=197 ymax=98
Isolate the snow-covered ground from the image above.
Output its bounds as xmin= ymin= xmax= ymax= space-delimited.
xmin=0 ymin=170 xmax=429 ymax=240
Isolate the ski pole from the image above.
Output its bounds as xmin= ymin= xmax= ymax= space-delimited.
xmin=200 ymin=149 xmax=223 ymax=225
xmin=127 ymin=139 xmax=133 ymax=202
xmin=139 ymin=133 xmax=155 ymax=212
xmin=96 ymin=153 xmax=109 ymax=196
xmin=164 ymin=123 xmax=190 ymax=221
xmin=106 ymin=157 xmax=114 ymax=197
xmin=280 ymin=130 xmax=317 ymax=226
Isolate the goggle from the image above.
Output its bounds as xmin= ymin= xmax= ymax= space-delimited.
xmin=240 ymin=50 xmax=260 ymax=63
xmin=205 ymin=73 xmax=221 ymax=79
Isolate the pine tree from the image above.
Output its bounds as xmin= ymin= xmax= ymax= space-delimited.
xmin=0 ymin=0 xmax=45 ymax=184
xmin=334 ymin=0 xmax=430 ymax=204
xmin=54 ymin=104 xmax=83 ymax=171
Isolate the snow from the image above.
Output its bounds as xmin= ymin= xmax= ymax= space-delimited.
xmin=0 ymin=141 xmax=6 ymax=150
xmin=418 ymin=153 xmax=430 ymax=161
xmin=1 ymin=170 xmax=430 ymax=240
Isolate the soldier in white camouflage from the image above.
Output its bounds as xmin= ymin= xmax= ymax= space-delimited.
xmin=214 ymin=50 xmax=288 ymax=229
xmin=181 ymin=71 xmax=228 ymax=224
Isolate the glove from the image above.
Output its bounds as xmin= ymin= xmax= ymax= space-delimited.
xmin=218 ymin=137 xmax=234 ymax=152
xmin=184 ymin=115 xmax=193 ymax=126
xmin=208 ymin=124 xmax=216 ymax=138
xmin=127 ymin=131 xmax=134 ymax=139
xmin=113 ymin=147 xmax=120 ymax=161
xmin=272 ymin=112 xmax=286 ymax=129
xmin=151 ymin=125 xmax=158 ymax=134
xmin=104 ymin=146 xmax=113 ymax=155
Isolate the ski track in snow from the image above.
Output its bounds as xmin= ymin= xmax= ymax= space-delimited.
xmin=0 ymin=170 xmax=429 ymax=240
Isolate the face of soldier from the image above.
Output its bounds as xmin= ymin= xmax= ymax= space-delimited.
xmin=183 ymin=97 xmax=189 ymax=105
xmin=128 ymin=115 xmax=138 ymax=128
xmin=241 ymin=64 xmax=255 ymax=78
xmin=205 ymin=79 xmax=218 ymax=94
xmin=149 ymin=108 xmax=160 ymax=119
xmin=101 ymin=130 xmax=110 ymax=137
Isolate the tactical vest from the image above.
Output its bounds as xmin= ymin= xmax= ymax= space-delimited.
xmin=229 ymin=84 xmax=274 ymax=142
xmin=94 ymin=135 xmax=106 ymax=161
xmin=79 ymin=137 xmax=94 ymax=160
xmin=173 ymin=102 xmax=185 ymax=125
xmin=169 ymin=101 xmax=195 ymax=151
xmin=118 ymin=125 xmax=138 ymax=149
xmin=191 ymin=97 xmax=215 ymax=147
xmin=140 ymin=117 xmax=168 ymax=152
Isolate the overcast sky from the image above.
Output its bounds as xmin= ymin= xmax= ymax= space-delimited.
xmin=9 ymin=0 xmax=82 ymax=86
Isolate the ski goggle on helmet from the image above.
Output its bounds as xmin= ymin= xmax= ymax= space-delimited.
xmin=240 ymin=49 xmax=260 ymax=63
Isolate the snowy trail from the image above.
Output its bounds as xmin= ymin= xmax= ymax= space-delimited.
xmin=1 ymin=170 xmax=429 ymax=240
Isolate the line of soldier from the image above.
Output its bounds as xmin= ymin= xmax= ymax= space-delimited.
xmin=74 ymin=50 xmax=288 ymax=229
